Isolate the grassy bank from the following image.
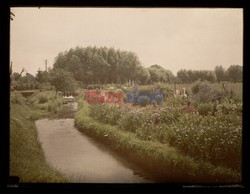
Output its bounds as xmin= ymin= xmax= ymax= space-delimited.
xmin=10 ymin=91 xmax=67 ymax=182
xmin=75 ymin=99 xmax=241 ymax=183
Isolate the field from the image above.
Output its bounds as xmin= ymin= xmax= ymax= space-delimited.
xmin=75 ymin=82 xmax=242 ymax=182
xmin=10 ymin=91 xmax=67 ymax=182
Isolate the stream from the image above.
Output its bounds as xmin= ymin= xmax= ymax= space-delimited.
xmin=36 ymin=102 xmax=152 ymax=183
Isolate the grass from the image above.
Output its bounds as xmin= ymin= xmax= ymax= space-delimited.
xmin=10 ymin=91 xmax=67 ymax=182
xmin=75 ymin=99 xmax=241 ymax=183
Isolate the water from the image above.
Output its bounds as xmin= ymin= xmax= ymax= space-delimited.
xmin=36 ymin=102 xmax=151 ymax=183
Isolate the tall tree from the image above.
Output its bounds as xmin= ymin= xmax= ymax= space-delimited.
xmin=53 ymin=46 xmax=145 ymax=85
xmin=215 ymin=66 xmax=225 ymax=83
xmin=49 ymin=68 xmax=78 ymax=93
xmin=226 ymin=65 xmax=242 ymax=82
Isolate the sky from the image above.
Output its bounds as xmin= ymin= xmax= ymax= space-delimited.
xmin=10 ymin=8 xmax=243 ymax=76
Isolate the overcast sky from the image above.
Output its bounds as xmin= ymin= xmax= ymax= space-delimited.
xmin=10 ymin=8 xmax=243 ymax=76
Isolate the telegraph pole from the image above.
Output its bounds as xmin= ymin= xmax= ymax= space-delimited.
xmin=45 ymin=59 xmax=48 ymax=89
xmin=45 ymin=59 xmax=48 ymax=72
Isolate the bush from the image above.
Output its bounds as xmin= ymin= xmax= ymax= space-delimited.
xmin=29 ymin=112 xmax=40 ymax=120
xmin=77 ymin=98 xmax=85 ymax=110
xmin=161 ymin=107 xmax=182 ymax=123
xmin=11 ymin=92 xmax=26 ymax=104
xmin=87 ymin=84 xmax=101 ymax=90
xmin=155 ymin=83 xmax=174 ymax=99
xmin=118 ymin=110 xmax=146 ymax=132
xmin=38 ymin=95 xmax=48 ymax=104
xmin=89 ymin=103 xmax=124 ymax=125
xmin=47 ymin=102 xmax=57 ymax=113
xmin=197 ymin=103 xmax=214 ymax=116
xmin=136 ymin=95 xmax=151 ymax=107
xmin=190 ymin=82 xmax=220 ymax=103
xmin=217 ymin=98 xmax=242 ymax=115
xmin=166 ymin=96 xmax=189 ymax=107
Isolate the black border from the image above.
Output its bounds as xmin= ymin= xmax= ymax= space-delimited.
xmin=1 ymin=0 xmax=249 ymax=192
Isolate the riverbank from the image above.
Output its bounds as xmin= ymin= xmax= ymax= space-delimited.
xmin=10 ymin=91 xmax=67 ymax=182
xmin=75 ymin=99 xmax=240 ymax=183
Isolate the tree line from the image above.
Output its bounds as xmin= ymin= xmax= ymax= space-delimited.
xmin=10 ymin=46 xmax=243 ymax=92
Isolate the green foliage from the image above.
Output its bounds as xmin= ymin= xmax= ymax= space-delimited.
xmin=10 ymin=91 xmax=26 ymax=104
xmin=166 ymin=96 xmax=189 ymax=107
xmin=167 ymin=113 xmax=242 ymax=170
xmin=29 ymin=111 xmax=40 ymax=120
xmin=177 ymin=69 xmax=216 ymax=83
xmin=47 ymin=102 xmax=57 ymax=113
xmin=217 ymin=98 xmax=242 ymax=115
xmin=89 ymin=103 xmax=124 ymax=126
xmin=87 ymin=84 xmax=101 ymax=90
xmin=155 ymin=83 xmax=174 ymax=99
xmin=190 ymin=81 xmax=220 ymax=103
xmin=27 ymin=91 xmax=63 ymax=113
xmin=49 ymin=68 xmax=78 ymax=92
xmin=118 ymin=109 xmax=147 ymax=132
xmin=176 ymin=65 xmax=242 ymax=84
xmin=11 ymin=72 xmax=42 ymax=91
xmin=53 ymin=46 xmax=149 ymax=85
xmin=75 ymin=100 xmax=241 ymax=182
xmin=214 ymin=66 xmax=225 ymax=83
xmin=77 ymin=98 xmax=85 ymax=110
xmin=38 ymin=95 xmax=48 ymax=104
xmin=226 ymin=65 xmax=242 ymax=82
xmin=197 ymin=103 xmax=214 ymax=116
xmin=147 ymin=65 xmax=175 ymax=84
xmin=137 ymin=96 xmax=151 ymax=107
xmin=10 ymin=98 xmax=66 ymax=182
xmin=36 ymin=70 xmax=50 ymax=84
xmin=85 ymin=92 xmax=242 ymax=171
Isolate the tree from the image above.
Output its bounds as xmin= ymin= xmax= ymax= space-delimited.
xmin=134 ymin=66 xmax=150 ymax=84
xmin=177 ymin=69 xmax=190 ymax=83
xmin=148 ymin=65 xmax=174 ymax=84
xmin=215 ymin=66 xmax=225 ymax=83
xmin=226 ymin=65 xmax=242 ymax=82
xmin=49 ymin=68 xmax=78 ymax=93
xmin=177 ymin=69 xmax=216 ymax=83
xmin=36 ymin=69 xmax=50 ymax=83
xmin=53 ymin=46 xmax=146 ymax=85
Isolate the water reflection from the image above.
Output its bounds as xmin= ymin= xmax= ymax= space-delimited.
xmin=36 ymin=102 xmax=151 ymax=183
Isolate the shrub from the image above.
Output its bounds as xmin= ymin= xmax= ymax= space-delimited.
xmin=38 ymin=95 xmax=48 ymax=104
xmin=137 ymin=95 xmax=151 ymax=107
xmin=47 ymin=102 xmax=57 ymax=113
xmin=89 ymin=103 xmax=125 ymax=125
xmin=190 ymin=82 xmax=219 ymax=103
xmin=166 ymin=96 xmax=189 ymax=107
xmin=118 ymin=110 xmax=146 ymax=132
xmin=87 ymin=84 xmax=101 ymax=90
xmin=217 ymin=98 xmax=242 ymax=115
xmin=77 ymin=98 xmax=85 ymax=110
xmin=197 ymin=103 xmax=214 ymax=116
xmin=161 ymin=107 xmax=182 ymax=123
xmin=29 ymin=112 xmax=40 ymax=120
xmin=10 ymin=92 xmax=26 ymax=104
xmin=155 ymin=83 xmax=174 ymax=99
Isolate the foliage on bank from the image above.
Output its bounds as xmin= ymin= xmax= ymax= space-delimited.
xmin=75 ymin=99 xmax=241 ymax=183
xmin=10 ymin=91 xmax=67 ymax=182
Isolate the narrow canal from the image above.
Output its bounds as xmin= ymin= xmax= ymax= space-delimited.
xmin=36 ymin=102 xmax=152 ymax=183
